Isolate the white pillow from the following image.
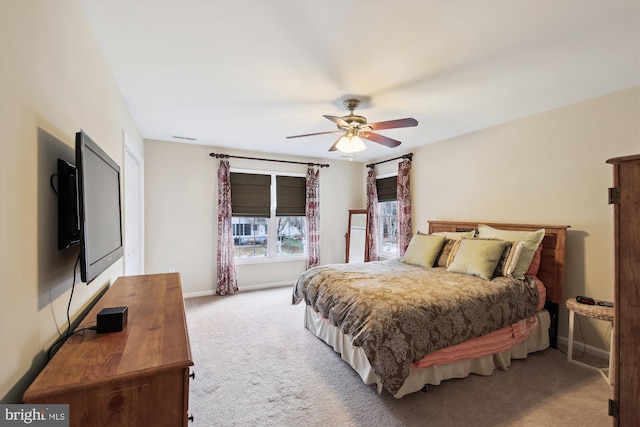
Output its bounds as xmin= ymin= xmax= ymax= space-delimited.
xmin=432 ymin=230 xmax=476 ymax=239
xmin=477 ymin=225 xmax=545 ymax=279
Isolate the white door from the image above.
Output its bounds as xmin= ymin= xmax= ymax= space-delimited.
xmin=124 ymin=143 xmax=143 ymax=275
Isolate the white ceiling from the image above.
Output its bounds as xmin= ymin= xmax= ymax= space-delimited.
xmin=82 ymin=0 xmax=639 ymax=162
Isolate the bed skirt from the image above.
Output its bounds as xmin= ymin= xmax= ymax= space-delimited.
xmin=304 ymin=306 xmax=550 ymax=398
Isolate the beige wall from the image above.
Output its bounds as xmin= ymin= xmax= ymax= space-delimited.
xmin=144 ymin=140 xmax=364 ymax=295
xmin=410 ymin=87 xmax=639 ymax=350
xmin=145 ymin=88 xmax=638 ymax=355
xmin=0 ymin=1 xmax=143 ymax=402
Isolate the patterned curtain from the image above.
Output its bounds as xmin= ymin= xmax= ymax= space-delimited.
xmin=216 ymin=159 xmax=238 ymax=295
xmin=397 ymin=158 xmax=412 ymax=256
xmin=305 ymin=166 xmax=320 ymax=269
xmin=366 ymin=167 xmax=379 ymax=261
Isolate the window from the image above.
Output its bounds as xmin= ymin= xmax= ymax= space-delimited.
xmin=376 ymin=175 xmax=398 ymax=257
xmin=378 ymin=200 xmax=398 ymax=255
xmin=232 ymin=217 xmax=268 ymax=257
xmin=230 ymin=171 xmax=306 ymax=260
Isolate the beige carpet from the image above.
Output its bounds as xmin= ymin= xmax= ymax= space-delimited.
xmin=185 ymin=286 xmax=612 ymax=427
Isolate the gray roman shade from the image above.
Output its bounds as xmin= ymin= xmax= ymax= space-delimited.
xmin=376 ymin=176 xmax=397 ymax=202
xmin=276 ymin=176 xmax=306 ymax=217
xmin=230 ymin=172 xmax=271 ymax=217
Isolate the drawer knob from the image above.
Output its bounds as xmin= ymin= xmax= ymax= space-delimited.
xmin=189 ymin=371 xmax=195 ymax=380
xmin=188 ymin=414 xmax=194 ymax=423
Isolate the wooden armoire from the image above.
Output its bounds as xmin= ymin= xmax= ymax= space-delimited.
xmin=606 ymin=154 xmax=640 ymax=426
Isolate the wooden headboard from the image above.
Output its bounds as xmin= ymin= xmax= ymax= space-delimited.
xmin=427 ymin=220 xmax=570 ymax=305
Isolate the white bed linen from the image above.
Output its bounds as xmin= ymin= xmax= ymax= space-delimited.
xmin=304 ymin=306 xmax=550 ymax=398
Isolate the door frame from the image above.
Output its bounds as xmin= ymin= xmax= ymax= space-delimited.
xmin=123 ymin=132 xmax=144 ymax=275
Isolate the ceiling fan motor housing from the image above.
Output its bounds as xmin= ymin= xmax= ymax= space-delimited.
xmin=340 ymin=115 xmax=368 ymax=128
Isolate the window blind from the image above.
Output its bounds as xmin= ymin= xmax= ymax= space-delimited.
xmin=230 ymin=172 xmax=271 ymax=217
xmin=276 ymin=176 xmax=306 ymax=217
xmin=376 ymin=176 xmax=397 ymax=202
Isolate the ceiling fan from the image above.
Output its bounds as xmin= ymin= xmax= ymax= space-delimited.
xmin=286 ymin=98 xmax=418 ymax=153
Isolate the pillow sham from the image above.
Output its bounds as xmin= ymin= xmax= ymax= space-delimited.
xmin=526 ymin=243 xmax=543 ymax=277
xmin=477 ymin=225 xmax=545 ymax=279
xmin=432 ymin=230 xmax=476 ymax=239
xmin=446 ymin=238 xmax=507 ymax=280
xmin=403 ymin=234 xmax=446 ymax=268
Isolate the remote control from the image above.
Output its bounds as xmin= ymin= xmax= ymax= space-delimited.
xmin=597 ymin=301 xmax=614 ymax=307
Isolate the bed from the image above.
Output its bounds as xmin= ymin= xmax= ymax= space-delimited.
xmin=292 ymin=220 xmax=569 ymax=398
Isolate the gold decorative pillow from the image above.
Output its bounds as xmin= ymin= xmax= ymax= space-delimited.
xmin=446 ymin=238 xmax=507 ymax=280
xmin=402 ymin=234 xmax=446 ymax=268
xmin=434 ymin=238 xmax=457 ymax=267
xmin=477 ymin=225 xmax=545 ymax=279
xmin=493 ymin=241 xmax=524 ymax=277
xmin=424 ymin=231 xmax=476 ymax=268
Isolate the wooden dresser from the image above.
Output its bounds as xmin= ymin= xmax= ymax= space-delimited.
xmin=24 ymin=273 xmax=193 ymax=426
xmin=606 ymin=154 xmax=640 ymax=426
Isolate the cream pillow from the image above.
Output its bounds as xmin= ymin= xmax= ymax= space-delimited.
xmin=477 ymin=225 xmax=545 ymax=279
xmin=403 ymin=234 xmax=446 ymax=268
xmin=446 ymin=238 xmax=507 ymax=280
xmin=492 ymin=240 xmax=525 ymax=277
xmin=505 ymin=241 xmax=524 ymax=276
xmin=432 ymin=230 xmax=476 ymax=239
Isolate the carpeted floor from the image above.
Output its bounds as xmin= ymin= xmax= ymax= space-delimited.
xmin=185 ymin=286 xmax=612 ymax=427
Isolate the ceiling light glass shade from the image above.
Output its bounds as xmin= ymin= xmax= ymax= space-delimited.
xmin=335 ymin=134 xmax=366 ymax=153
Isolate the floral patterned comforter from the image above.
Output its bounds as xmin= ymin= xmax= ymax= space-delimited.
xmin=292 ymin=258 xmax=539 ymax=395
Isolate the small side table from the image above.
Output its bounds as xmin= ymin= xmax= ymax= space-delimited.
xmin=565 ymin=297 xmax=614 ymax=384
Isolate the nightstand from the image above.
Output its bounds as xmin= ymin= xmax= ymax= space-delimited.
xmin=565 ymin=297 xmax=614 ymax=384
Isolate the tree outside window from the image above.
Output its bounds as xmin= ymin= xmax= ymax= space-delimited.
xmin=378 ymin=200 xmax=397 ymax=256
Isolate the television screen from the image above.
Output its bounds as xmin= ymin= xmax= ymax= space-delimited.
xmin=76 ymin=130 xmax=123 ymax=283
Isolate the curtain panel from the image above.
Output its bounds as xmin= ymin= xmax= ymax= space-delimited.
xmin=397 ymin=158 xmax=412 ymax=256
xmin=216 ymin=160 xmax=239 ymax=295
xmin=366 ymin=168 xmax=379 ymax=261
xmin=305 ymin=167 xmax=320 ymax=269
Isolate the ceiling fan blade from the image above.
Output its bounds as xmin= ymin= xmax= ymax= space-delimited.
xmin=361 ymin=132 xmax=402 ymax=148
xmin=323 ymin=115 xmax=350 ymax=128
xmin=368 ymin=118 xmax=418 ymax=131
xmin=328 ymin=135 xmax=343 ymax=151
xmin=286 ymin=130 xmax=342 ymax=139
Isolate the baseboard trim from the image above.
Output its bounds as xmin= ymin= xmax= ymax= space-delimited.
xmin=183 ymin=290 xmax=215 ymax=299
xmin=557 ymin=335 xmax=611 ymax=360
xmin=183 ymin=281 xmax=293 ymax=299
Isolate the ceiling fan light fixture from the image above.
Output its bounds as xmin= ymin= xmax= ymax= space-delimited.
xmin=336 ymin=134 xmax=366 ymax=153
xmin=286 ymin=98 xmax=417 ymax=152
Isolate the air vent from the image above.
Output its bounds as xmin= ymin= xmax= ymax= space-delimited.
xmin=172 ymin=135 xmax=197 ymax=141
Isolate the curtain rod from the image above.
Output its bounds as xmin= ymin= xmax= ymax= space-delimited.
xmin=366 ymin=153 xmax=413 ymax=169
xmin=209 ymin=152 xmax=330 ymax=168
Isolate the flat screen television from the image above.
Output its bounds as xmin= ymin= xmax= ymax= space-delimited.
xmin=58 ymin=130 xmax=124 ymax=283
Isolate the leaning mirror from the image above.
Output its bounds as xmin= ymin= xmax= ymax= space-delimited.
xmin=345 ymin=209 xmax=368 ymax=263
